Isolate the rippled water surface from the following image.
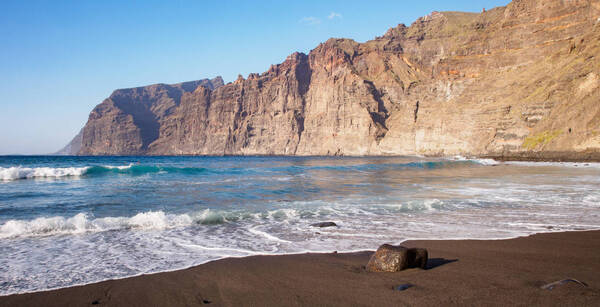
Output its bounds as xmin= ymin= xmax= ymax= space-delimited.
xmin=1 ymin=156 xmax=599 ymax=295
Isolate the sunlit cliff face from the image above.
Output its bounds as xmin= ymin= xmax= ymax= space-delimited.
xmin=70 ymin=0 xmax=600 ymax=160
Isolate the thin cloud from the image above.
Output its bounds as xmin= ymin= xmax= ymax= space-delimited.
xmin=300 ymin=16 xmax=321 ymax=25
xmin=328 ymin=12 xmax=342 ymax=20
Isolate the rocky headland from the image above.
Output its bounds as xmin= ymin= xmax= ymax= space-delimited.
xmin=61 ymin=0 xmax=600 ymax=159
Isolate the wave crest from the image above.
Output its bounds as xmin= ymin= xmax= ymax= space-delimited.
xmin=0 ymin=164 xmax=209 ymax=181
xmin=0 ymin=209 xmax=256 ymax=239
xmin=0 ymin=166 xmax=89 ymax=181
xmin=1 ymin=157 xmax=500 ymax=182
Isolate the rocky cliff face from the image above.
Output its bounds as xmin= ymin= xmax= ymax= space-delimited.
xmin=54 ymin=128 xmax=83 ymax=155
xmin=76 ymin=77 xmax=223 ymax=155
xmin=72 ymin=0 xmax=600 ymax=159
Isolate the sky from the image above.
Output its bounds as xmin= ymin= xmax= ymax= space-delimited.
xmin=0 ymin=0 xmax=510 ymax=155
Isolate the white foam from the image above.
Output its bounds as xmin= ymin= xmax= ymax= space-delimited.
xmin=583 ymin=194 xmax=600 ymax=207
xmin=248 ymin=227 xmax=292 ymax=243
xmin=0 ymin=209 xmax=303 ymax=239
xmin=103 ymin=163 xmax=134 ymax=170
xmin=472 ymin=158 xmax=500 ymax=165
xmin=381 ymin=199 xmax=450 ymax=212
xmin=504 ymin=161 xmax=600 ymax=168
xmin=128 ymin=211 xmax=171 ymax=229
xmin=176 ymin=242 xmax=262 ymax=255
xmin=447 ymin=156 xmax=500 ymax=165
xmin=266 ymin=208 xmax=300 ymax=220
xmin=0 ymin=211 xmax=188 ymax=239
xmin=0 ymin=166 xmax=89 ymax=181
xmin=0 ymin=213 xmax=92 ymax=238
xmin=450 ymin=157 xmax=600 ymax=167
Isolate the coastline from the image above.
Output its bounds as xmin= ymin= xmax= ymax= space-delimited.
xmin=2 ymin=230 xmax=599 ymax=306
xmin=7 ymin=152 xmax=600 ymax=163
xmin=9 ymin=153 xmax=600 ymax=164
xmin=481 ymin=151 xmax=600 ymax=163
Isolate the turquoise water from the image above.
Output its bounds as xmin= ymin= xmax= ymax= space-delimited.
xmin=1 ymin=156 xmax=599 ymax=294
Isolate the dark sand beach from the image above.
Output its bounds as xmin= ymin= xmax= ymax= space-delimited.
xmin=1 ymin=230 xmax=599 ymax=306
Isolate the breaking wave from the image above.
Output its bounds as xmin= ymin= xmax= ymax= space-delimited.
xmin=0 ymin=166 xmax=90 ymax=181
xmin=0 ymin=158 xmax=502 ymax=181
xmin=85 ymin=165 xmax=207 ymax=176
xmin=448 ymin=156 xmax=500 ymax=165
xmin=0 ymin=199 xmax=464 ymax=239
xmin=0 ymin=210 xmax=242 ymax=239
xmin=0 ymin=164 xmax=207 ymax=181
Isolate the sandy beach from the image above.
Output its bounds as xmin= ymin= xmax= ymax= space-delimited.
xmin=1 ymin=230 xmax=599 ymax=306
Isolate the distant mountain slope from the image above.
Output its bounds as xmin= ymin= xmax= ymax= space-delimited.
xmin=54 ymin=128 xmax=83 ymax=155
xmin=69 ymin=0 xmax=600 ymax=159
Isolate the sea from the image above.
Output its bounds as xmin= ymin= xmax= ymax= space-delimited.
xmin=1 ymin=155 xmax=599 ymax=295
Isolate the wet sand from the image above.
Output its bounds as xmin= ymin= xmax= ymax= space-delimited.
xmin=1 ymin=230 xmax=599 ymax=306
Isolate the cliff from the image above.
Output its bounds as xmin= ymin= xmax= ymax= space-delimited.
xmin=75 ymin=77 xmax=224 ymax=155
xmin=69 ymin=0 xmax=600 ymax=159
xmin=54 ymin=128 xmax=83 ymax=155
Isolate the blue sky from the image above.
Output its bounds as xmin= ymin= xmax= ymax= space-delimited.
xmin=0 ymin=0 xmax=509 ymax=154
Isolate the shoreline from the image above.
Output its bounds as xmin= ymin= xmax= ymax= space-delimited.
xmin=3 ymin=153 xmax=600 ymax=163
xmin=2 ymin=230 xmax=599 ymax=306
xmin=481 ymin=153 xmax=600 ymax=163
xmin=3 ymin=228 xmax=599 ymax=297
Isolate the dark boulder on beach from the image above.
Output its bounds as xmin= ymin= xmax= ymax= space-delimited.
xmin=310 ymin=222 xmax=337 ymax=228
xmin=366 ymin=244 xmax=428 ymax=272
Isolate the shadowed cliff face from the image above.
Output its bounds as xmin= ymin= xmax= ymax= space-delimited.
xmin=74 ymin=0 xmax=600 ymax=158
xmin=77 ymin=78 xmax=223 ymax=155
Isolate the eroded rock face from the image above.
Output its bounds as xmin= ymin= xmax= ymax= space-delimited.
xmin=73 ymin=0 xmax=600 ymax=159
xmin=78 ymin=78 xmax=224 ymax=155
xmin=54 ymin=128 xmax=83 ymax=155
xmin=366 ymin=244 xmax=428 ymax=272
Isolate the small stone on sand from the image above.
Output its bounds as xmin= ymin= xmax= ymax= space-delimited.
xmin=395 ymin=283 xmax=414 ymax=291
xmin=311 ymin=222 xmax=337 ymax=228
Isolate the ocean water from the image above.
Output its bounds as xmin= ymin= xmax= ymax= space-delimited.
xmin=1 ymin=155 xmax=599 ymax=295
